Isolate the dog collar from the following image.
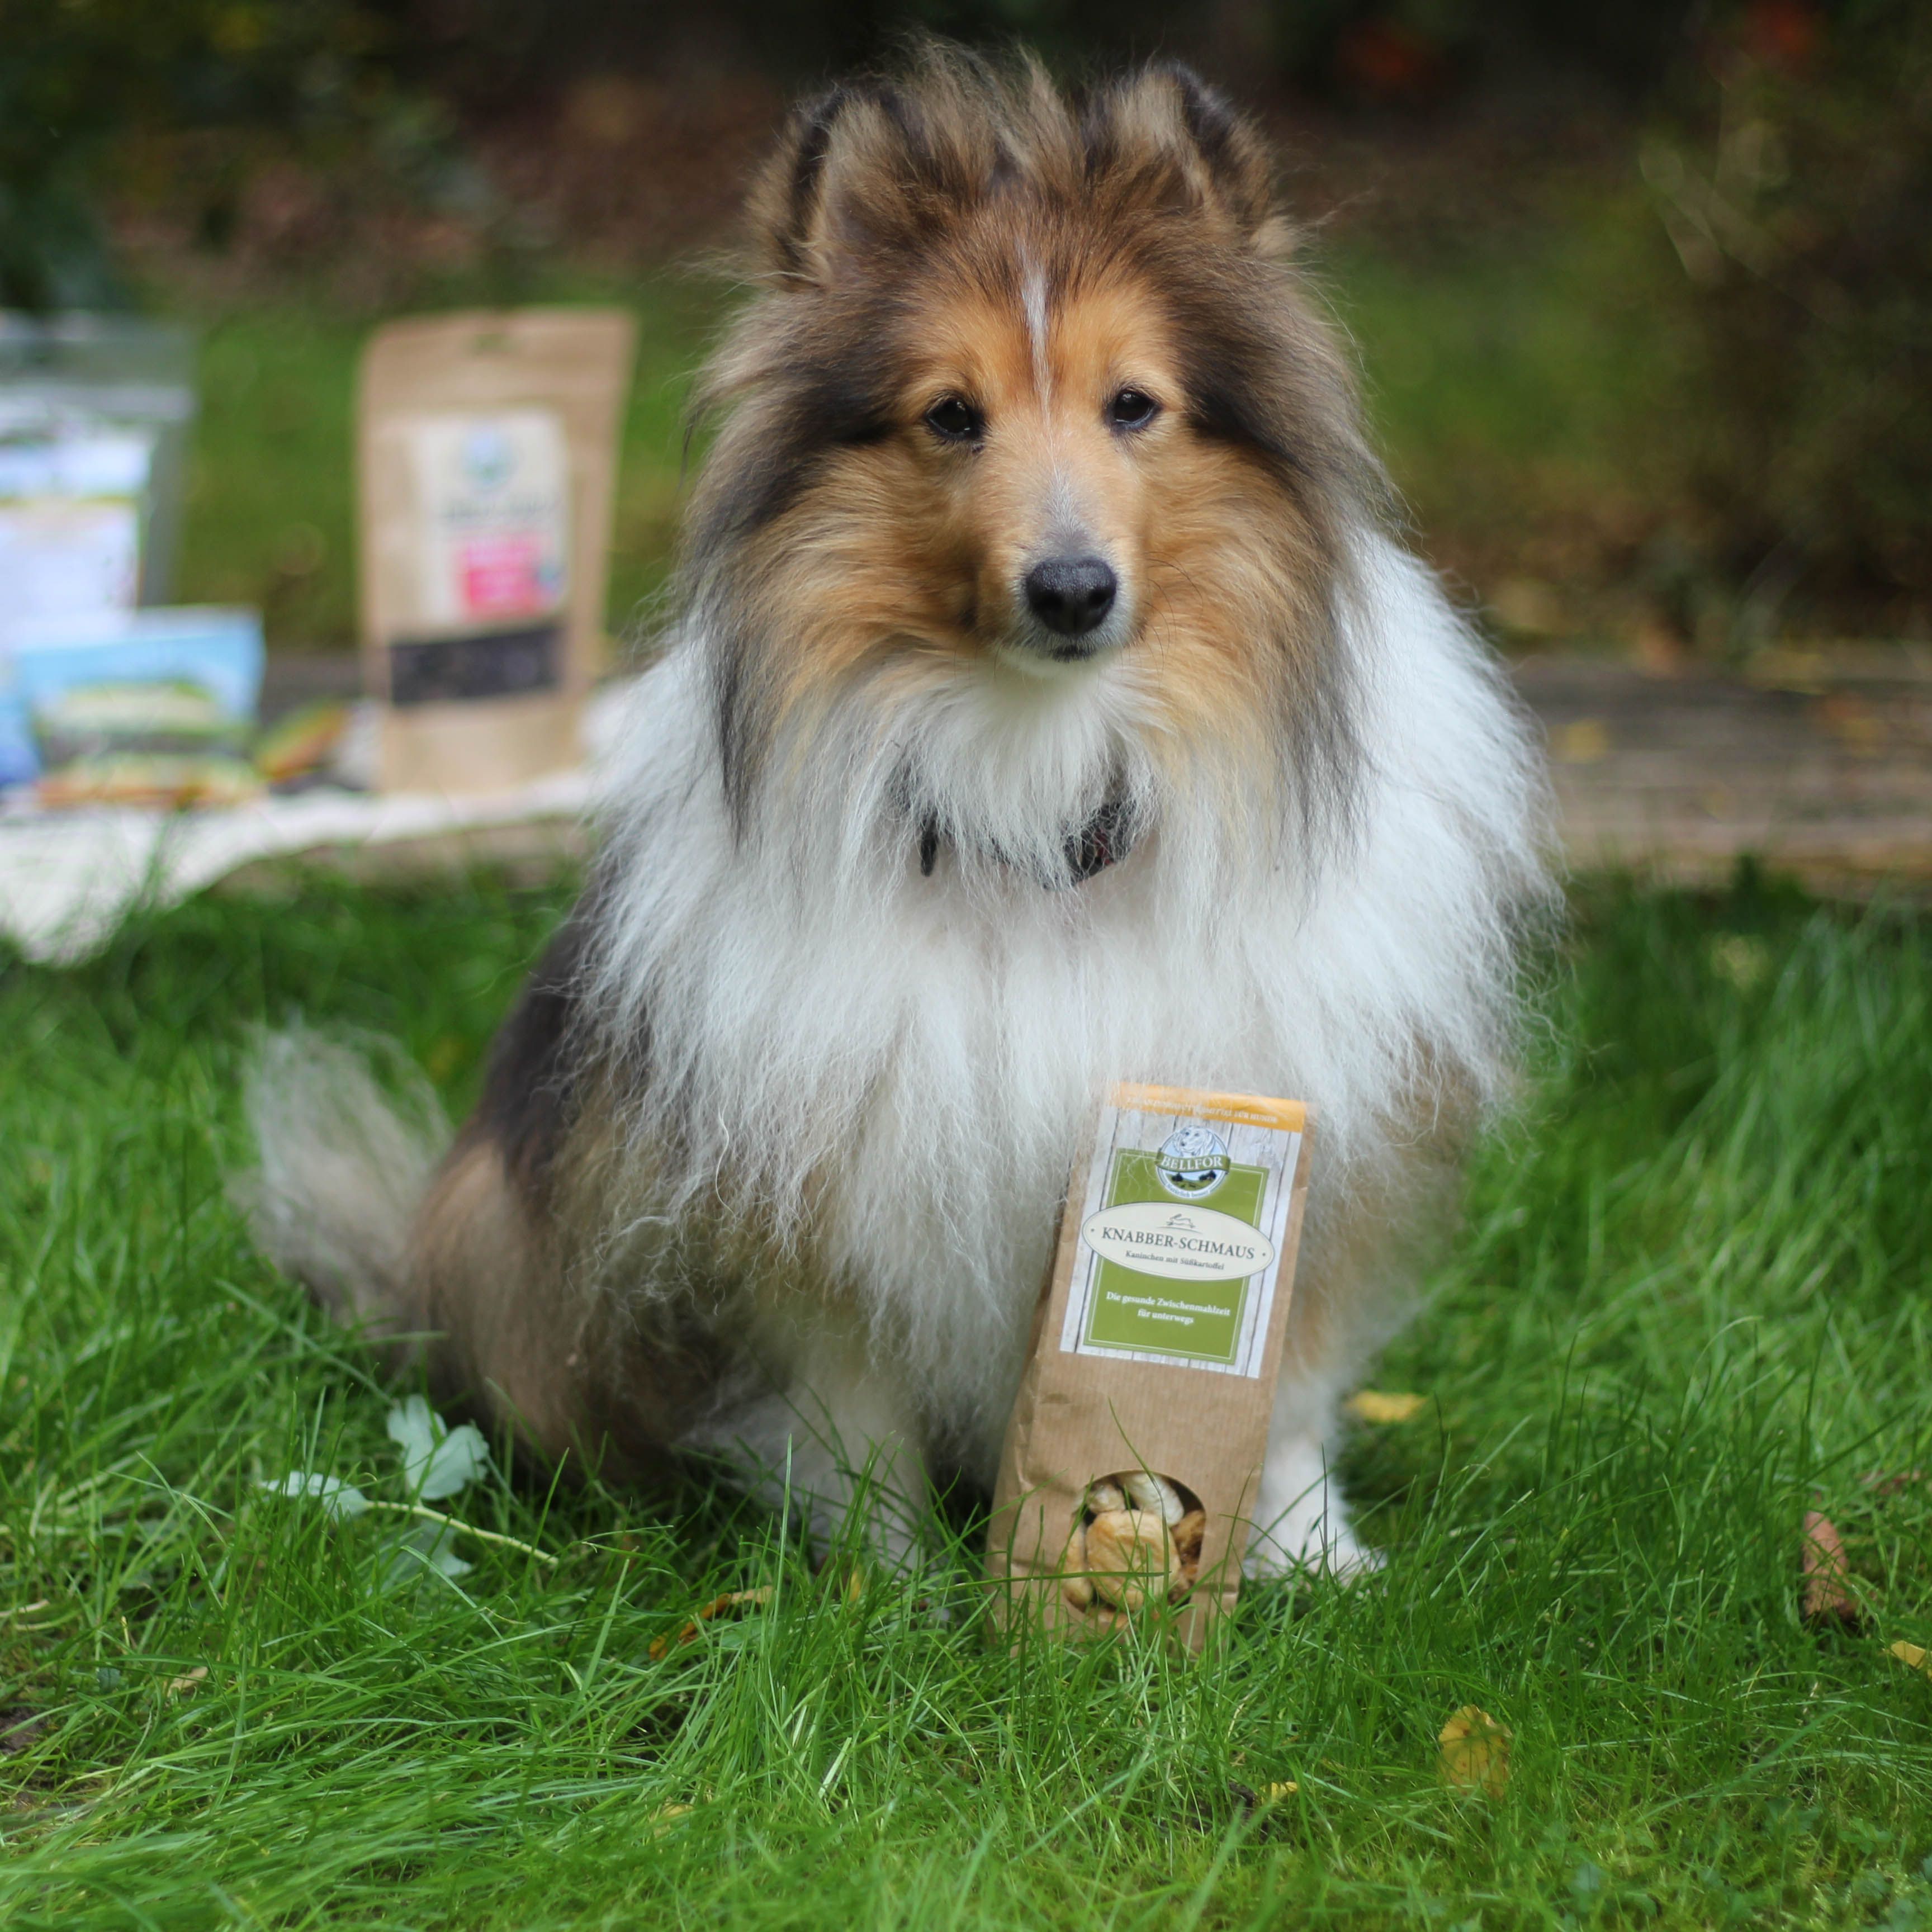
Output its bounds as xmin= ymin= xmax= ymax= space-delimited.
xmin=917 ymin=795 xmax=1136 ymax=889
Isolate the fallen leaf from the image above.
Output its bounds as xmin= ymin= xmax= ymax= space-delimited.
xmin=1438 ymin=1704 xmax=1510 ymax=1798
xmin=1802 ymin=1510 xmax=1859 ymax=1625
xmin=1346 ymin=1390 xmax=1426 ymax=1424
xmin=1889 ymin=1640 xmax=1929 ymax=1675
xmin=1708 ymin=934 xmax=1769 ymax=991
xmin=1228 ymin=1775 xmax=1298 ymax=1821
xmin=387 ymin=1397 xmax=490 ymax=1501
xmin=820 ymin=1560 xmax=868 ymax=1604
xmin=648 ymin=1587 xmax=774 ymax=1660
xmin=167 ymin=1666 xmax=209 ymax=1697
xmin=1554 ymin=718 xmax=1611 ymax=765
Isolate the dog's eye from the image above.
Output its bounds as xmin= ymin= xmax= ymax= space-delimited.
xmin=924 ymin=397 xmax=983 ymax=443
xmin=1107 ymin=388 xmax=1160 ymax=431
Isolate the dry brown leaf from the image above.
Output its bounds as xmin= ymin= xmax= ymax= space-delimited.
xmin=167 ymin=1666 xmax=209 ymax=1697
xmin=1801 ymin=1510 xmax=1859 ymax=1625
xmin=820 ymin=1561 xmax=867 ymax=1604
xmin=1555 ymin=718 xmax=1611 ymax=764
xmin=1889 ymin=1640 xmax=1929 ymax=1675
xmin=1346 ymin=1390 xmax=1426 ymax=1424
xmin=647 ymin=1587 xmax=774 ymax=1660
xmin=1438 ymin=1704 xmax=1511 ymax=1798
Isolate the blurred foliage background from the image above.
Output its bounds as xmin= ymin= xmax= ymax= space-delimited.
xmin=3 ymin=0 xmax=1925 ymax=650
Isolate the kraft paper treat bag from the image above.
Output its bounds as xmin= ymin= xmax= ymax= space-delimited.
xmin=988 ymin=1082 xmax=1314 ymax=1651
xmin=358 ymin=309 xmax=634 ymax=793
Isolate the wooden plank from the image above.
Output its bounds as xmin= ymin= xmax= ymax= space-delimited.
xmin=1518 ymin=652 xmax=1932 ymax=894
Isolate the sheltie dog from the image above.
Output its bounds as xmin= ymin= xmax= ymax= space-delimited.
xmin=245 ymin=48 xmax=1549 ymax=1577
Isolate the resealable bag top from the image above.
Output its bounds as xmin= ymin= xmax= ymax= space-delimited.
xmin=357 ymin=309 xmax=634 ymax=793
xmin=0 ymin=314 xmax=198 ymax=632
xmin=0 ymin=316 xmax=209 ymax=791
xmin=988 ymin=1082 xmax=1314 ymax=1652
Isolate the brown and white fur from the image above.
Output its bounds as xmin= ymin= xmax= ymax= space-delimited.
xmin=244 ymin=50 xmax=1550 ymax=1578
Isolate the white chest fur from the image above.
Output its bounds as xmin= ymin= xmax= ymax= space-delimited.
xmin=587 ymin=537 xmax=1547 ymax=1462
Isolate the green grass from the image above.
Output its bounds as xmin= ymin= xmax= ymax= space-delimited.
xmin=2 ymin=873 xmax=1930 ymax=1929
xmin=1326 ymin=207 xmax=1690 ymax=581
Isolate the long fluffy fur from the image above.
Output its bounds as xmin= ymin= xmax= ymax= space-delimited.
xmin=582 ymin=534 xmax=1546 ymax=1472
xmin=238 ymin=1025 xmax=447 ymax=1336
xmin=242 ymin=46 xmax=1553 ymax=1555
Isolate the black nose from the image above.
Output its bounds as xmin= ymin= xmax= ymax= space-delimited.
xmin=1024 ymin=556 xmax=1117 ymax=638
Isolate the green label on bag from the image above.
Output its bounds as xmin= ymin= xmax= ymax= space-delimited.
xmin=1080 ymin=1150 xmax=1270 ymax=1364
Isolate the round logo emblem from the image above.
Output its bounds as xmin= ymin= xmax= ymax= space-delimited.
xmin=461 ymin=424 xmax=514 ymax=491
xmin=1154 ymin=1124 xmax=1230 ymax=1200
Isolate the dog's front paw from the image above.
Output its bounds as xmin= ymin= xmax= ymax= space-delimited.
xmin=1242 ymin=1435 xmax=1381 ymax=1583
xmin=1242 ymin=1518 xmax=1384 ymax=1583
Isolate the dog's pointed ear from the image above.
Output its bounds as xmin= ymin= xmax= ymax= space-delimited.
xmin=1086 ymin=64 xmax=1287 ymax=255
xmin=746 ymin=77 xmax=993 ymax=286
xmin=746 ymin=86 xmax=856 ymax=284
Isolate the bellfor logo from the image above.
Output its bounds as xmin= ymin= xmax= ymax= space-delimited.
xmin=1153 ymin=1124 xmax=1231 ymax=1199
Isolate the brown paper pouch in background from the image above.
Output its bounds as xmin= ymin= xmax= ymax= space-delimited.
xmin=988 ymin=1083 xmax=1314 ymax=1652
xmin=358 ymin=309 xmax=635 ymax=793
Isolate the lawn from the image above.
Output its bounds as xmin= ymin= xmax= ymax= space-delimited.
xmin=1 ymin=870 xmax=1929 ymax=1929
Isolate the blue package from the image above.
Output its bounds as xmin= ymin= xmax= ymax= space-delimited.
xmin=4 ymin=607 xmax=263 ymax=796
xmin=0 ymin=673 xmax=35 ymax=788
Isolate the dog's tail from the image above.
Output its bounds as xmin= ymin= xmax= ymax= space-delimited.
xmin=234 ymin=1024 xmax=449 ymax=1337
